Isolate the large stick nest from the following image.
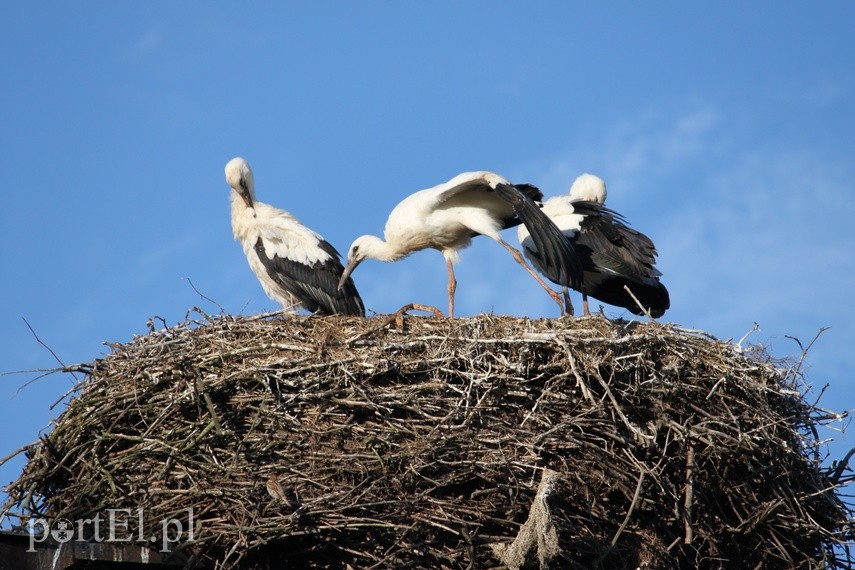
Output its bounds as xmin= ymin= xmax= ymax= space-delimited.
xmin=2 ymin=312 xmax=853 ymax=568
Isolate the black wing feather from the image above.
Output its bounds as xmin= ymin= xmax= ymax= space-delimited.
xmin=254 ymin=237 xmax=365 ymax=316
xmin=571 ymin=201 xmax=660 ymax=281
xmin=493 ymin=183 xmax=544 ymax=231
xmin=494 ymin=183 xmax=583 ymax=289
xmin=566 ymin=200 xmax=670 ymax=317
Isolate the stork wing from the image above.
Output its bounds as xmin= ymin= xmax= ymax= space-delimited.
xmin=417 ymin=171 xmax=545 ymax=235
xmin=427 ymin=171 xmax=542 ymax=206
xmin=494 ymin=183 xmax=583 ymax=289
xmin=570 ymin=200 xmax=661 ymax=281
xmin=254 ymin=233 xmax=366 ymax=316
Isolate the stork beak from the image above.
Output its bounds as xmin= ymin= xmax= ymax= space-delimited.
xmin=239 ymin=188 xmax=254 ymax=208
xmin=338 ymin=258 xmax=361 ymax=290
xmin=237 ymin=178 xmax=255 ymax=208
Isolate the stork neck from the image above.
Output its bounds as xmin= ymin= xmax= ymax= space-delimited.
xmin=361 ymin=235 xmax=407 ymax=262
xmin=230 ymin=192 xmax=258 ymax=243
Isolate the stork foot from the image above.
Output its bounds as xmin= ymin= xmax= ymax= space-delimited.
xmin=562 ymin=288 xmax=574 ymax=316
xmin=393 ymin=303 xmax=445 ymax=327
xmin=498 ymin=239 xmax=565 ymax=317
xmin=546 ymin=288 xmax=565 ymax=315
xmin=344 ymin=303 xmax=445 ymax=343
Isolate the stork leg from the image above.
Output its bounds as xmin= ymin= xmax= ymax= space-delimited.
xmin=497 ymin=239 xmax=564 ymax=312
xmin=446 ymin=258 xmax=457 ymax=318
xmin=562 ymin=287 xmax=574 ymax=316
xmin=582 ymin=293 xmax=590 ymax=316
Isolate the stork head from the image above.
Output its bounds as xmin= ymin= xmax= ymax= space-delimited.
xmin=225 ymin=157 xmax=255 ymax=207
xmin=338 ymin=235 xmax=393 ymax=290
xmin=338 ymin=236 xmax=370 ymax=290
xmin=568 ymin=173 xmax=607 ymax=204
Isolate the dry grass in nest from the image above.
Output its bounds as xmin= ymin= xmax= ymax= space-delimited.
xmin=2 ymin=311 xmax=853 ymax=568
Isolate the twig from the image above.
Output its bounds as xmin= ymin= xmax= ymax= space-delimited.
xmin=623 ymin=285 xmax=654 ymax=320
xmin=829 ymin=446 xmax=855 ymax=485
xmin=22 ymin=317 xmax=79 ymax=384
xmin=684 ymin=445 xmax=695 ymax=544
xmin=184 ymin=277 xmax=227 ymax=314
xmin=597 ymin=469 xmax=646 ymax=564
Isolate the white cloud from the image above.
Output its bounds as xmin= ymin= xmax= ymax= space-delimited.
xmin=129 ymin=27 xmax=163 ymax=59
xmin=786 ymin=75 xmax=850 ymax=109
xmin=519 ymin=106 xmax=724 ymax=201
xmin=658 ymin=146 xmax=855 ymax=330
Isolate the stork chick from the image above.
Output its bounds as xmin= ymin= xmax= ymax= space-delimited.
xmin=338 ymin=171 xmax=581 ymax=317
xmin=518 ymin=173 xmax=669 ymax=317
xmin=225 ymin=157 xmax=364 ymax=316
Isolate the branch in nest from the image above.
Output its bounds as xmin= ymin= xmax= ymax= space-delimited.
xmin=491 ymin=469 xmax=561 ymax=570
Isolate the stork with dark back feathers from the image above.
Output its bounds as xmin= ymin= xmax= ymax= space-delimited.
xmin=338 ymin=171 xmax=582 ymax=317
xmin=225 ymin=157 xmax=365 ymax=316
xmin=518 ymin=173 xmax=670 ymax=317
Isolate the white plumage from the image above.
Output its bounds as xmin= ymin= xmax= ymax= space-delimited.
xmin=225 ymin=157 xmax=364 ymax=316
xmin=338 ymin=171 xmax=581 ymax=317
xmin=518 ymin=173 xmax=669 ymax=317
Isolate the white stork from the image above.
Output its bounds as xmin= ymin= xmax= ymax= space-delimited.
xmin=225 ymin=157 xmax=365 ymax=316
xmin=337 ymin=171 xmax=582 ymax=317
xmin=518 ymin=173 xmax=670 ymax=317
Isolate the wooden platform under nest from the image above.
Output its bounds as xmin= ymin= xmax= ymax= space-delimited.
xmin=2 ymin=312 xmax=852 ymax=568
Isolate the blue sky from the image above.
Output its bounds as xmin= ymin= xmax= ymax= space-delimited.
xmin=2 ymin=3 xmax=854 ymax=517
